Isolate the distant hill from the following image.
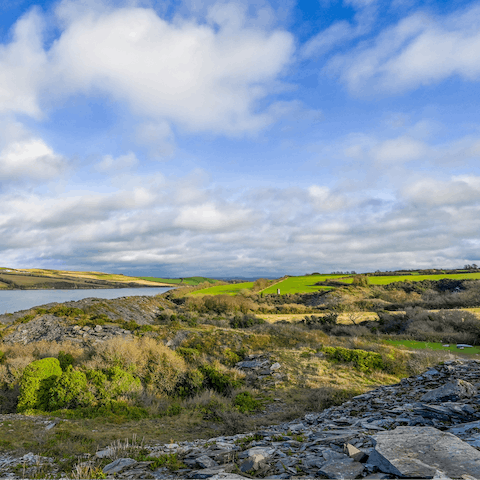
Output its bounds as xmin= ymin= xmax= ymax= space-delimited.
xmin=0 ymin=268 xmax=172 ymax=290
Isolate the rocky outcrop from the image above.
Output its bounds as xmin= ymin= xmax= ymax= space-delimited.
xmin=3 ymin=360 xmax=480 ymax=478
xmin=0 ymin=295 xmax=172 ymax=326
xmin=2 ymin=316 xmax=133 ymax=345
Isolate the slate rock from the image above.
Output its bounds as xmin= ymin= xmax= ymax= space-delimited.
xmin=317 ymin=457 xmax=365 ymax=479
xmin=103 ymin=457 xmax=137 ymax=474
xmin=421 ymin=379 xmax=476 ymax=402
xmin=369 ymin=426 xmax=480 ymax=478
xmin=196 ymin=455 xmax=218 ymax=469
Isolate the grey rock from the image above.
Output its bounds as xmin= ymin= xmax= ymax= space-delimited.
xmin=369 ymin=426 xmax=480 ymax=478
xmin=317 ymin=457 xmax=364 ymax=479
xmin=421 ymin=379 xmax=477 ymax=402
xmin=103 ymin=457 xmax=137 ymax=474
xmin=196 ymin=455 xmax=218 ymax=469
xmin=239 ymin=454 xmax=266 ymax=472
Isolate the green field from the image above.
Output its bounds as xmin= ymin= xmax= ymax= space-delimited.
xmin=384 ymin=339 xmax=480 ymax=355
xmin=189 ymin=282 xmax=254 ymax=296
xmin=261 ymin=274 xmax=350 ymax=295
xmin=139 ymin=276 xmax=217 ymax=286
xmin=365 ymin=272 xmax=480 ymax=285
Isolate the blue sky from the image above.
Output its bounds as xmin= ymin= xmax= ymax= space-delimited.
xmin=1 ymin=0 xmax=480 ymax=277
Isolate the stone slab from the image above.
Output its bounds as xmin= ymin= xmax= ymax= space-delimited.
xmin=369 ymin=426 xmax=480 ymax=478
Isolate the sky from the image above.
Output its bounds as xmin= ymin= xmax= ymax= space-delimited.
xmin=1 ymin=0 xmax=480 ymax=278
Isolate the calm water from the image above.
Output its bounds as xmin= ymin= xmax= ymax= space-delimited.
xmin=0 ymin=287 xmax=174 ymax=314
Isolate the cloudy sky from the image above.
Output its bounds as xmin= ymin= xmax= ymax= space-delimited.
xmin=1 ymin=0 xmax=479 ymax=278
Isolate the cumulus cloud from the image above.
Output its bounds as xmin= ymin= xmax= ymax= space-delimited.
xmin=0 ymin=138 xmax=65 ymax=181
xmin=403 ymin=175 xmax=480 ymax=207
xmin=0 ymin=2 xmax=296 ymax=135
xmin=0 ymin=9 xmax=47 ymax=117
xmin=325 ymin=3 xmax=480 ymax=94
xmin=174 ymin=202 xmax=254 ymax=231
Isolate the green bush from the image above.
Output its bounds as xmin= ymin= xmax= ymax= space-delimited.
xmin=105 ymin=366 xmax=142 ymax=399
xmin=86 ymin=369 xmax=109 ymax=402
xmin=322 ymin=346 xmax=384 ymax=372
xmin=17 ymin=358 xmax=62 ymax=412
xmin=174 ymin=369 xmax=204 ymax=399
xmin=48 ymin=306 xmax=84 ymax=318
xmin=42 ymin=367 xmax=94 ymax=411
xmin=200 ymin=365 xmax=242 ymax=395
xmin=58 ymin=351 xmax=75 ymax=371
xmin=233 ymin=392 xmax=261 ymax=413
xmin=176 ymin=347 xmax=200 ymax=363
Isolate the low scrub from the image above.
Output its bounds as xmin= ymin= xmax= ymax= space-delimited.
xmin=322 ymin=346 xmax=384 ymax=373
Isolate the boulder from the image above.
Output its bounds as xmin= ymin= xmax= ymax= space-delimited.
xmin=420 ymin=379 xmax=476 ymax=402
xmin=369 ymin=426 xmax=480 ymax=478
xmin=318 ymin=457 xmax=365 ymax=479
xmin=102 ymin=457 xmax=137 ymax=474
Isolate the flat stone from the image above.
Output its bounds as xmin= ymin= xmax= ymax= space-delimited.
xmin=103 ymin=457 xmax=137 ymax=474
xmin=317 ymin=457 xmax=365 ymax=479
xmin=421 ymin=379 xmax=476 ymax=402
xmin=96 ymin=448 xmax=115 ymax=458
xmin=369 ymin=426 xmax=480 ymax=478
xmin=196 ymin=455 xmax=218 ymax=469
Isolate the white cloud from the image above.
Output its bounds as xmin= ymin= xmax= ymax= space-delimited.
xmin=371 ymin=135 xmax=428 ymax=163
xmin=325 ymin=4 xmax=480 ymax=93
xmin=174 ymin=202 xmax=254 ymax=231
xmin=403 ymin=175 xmax=480 ymax=207
xmin=301 ymin=0 xmax=377 ymax=58
xmin=308 ymin=185 xmax=347 ymax=211
xmin=0 ymin=138 xmax=65 ymax=180
xmin=96 ymin=152 xmax=139 ymax=172
xmin=0 ymin=9 xmax=47 ymax=118
xmin=44 ymin=4 xmax=294 ymax=134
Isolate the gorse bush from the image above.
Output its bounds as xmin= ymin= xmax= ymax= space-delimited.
xmin=233 ymin=391 xmax=261 ymax=413
xmin=322 ymin=346 xmax=384 ymax=372
xmin=199 ymin=364 xmax=243 ymax=395
xmin=17 ymin=357 xmax=63 ymax=412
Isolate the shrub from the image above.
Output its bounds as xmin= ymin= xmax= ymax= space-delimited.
xmin=17 ymin=357 xmax=62 ymax=412
xmin=48 ymin=306 xmax=84 ymax=318
xmin=200 ymin=364 xmax=242 ymax=395
xmin=230 ymin=314 xmax=265 ymax=329
xmin=233 ymin=392 xmax=261 ymax=413
xmin=42 ymin=367 xmax=94 ymax=410
xmin=174 ymin=369 xmax=204 ymax=399
xmin=105 ymin=366 xmax=142 ymax=399
xmin=322 ymin=346 xmax=384 ymax=372
xmin=176 ymin=347 xmax=200 ymax=363
xmin=58 ymin=351 xmax=75 ymax=371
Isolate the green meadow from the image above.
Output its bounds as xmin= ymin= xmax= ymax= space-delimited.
xmin=365 ymin=272 xmax=480 ymax=285
xmin=255 ymin=274 xmax=349 ymax=295
xmin=188 ymin=281 xmax=255 ymax=295
xmin=384 ymin=339 xmax=480 ymax=355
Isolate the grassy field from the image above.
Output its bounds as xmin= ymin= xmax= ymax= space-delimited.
xmin=189 ymin=282 xmax=254 ymax=296
xmin=260 ymin=274 xmax=350 ymax=295
xmin=384 ymin=339 xmax=480 ymax=355
xmin=0 ymin=268 xmax=169 ymax=288
xmin=365 ymin=272 xmax=480 ymax=285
